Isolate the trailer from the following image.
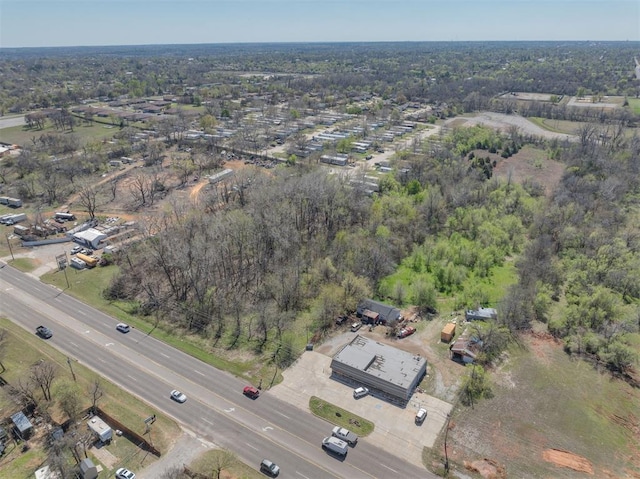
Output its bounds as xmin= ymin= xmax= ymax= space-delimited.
xmin=87 ymin=416 xmax=112 ymax=443
xmin=7 ymin=197 xmax=22 ymax=207
xmin=3 ymin=213 xmax=26 ymax=225
xmin=55 ymin=212 xmax=76 ymax=222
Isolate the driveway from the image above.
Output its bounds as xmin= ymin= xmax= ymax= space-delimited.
xmin=269 ymin=342 xmax=453 ymax=468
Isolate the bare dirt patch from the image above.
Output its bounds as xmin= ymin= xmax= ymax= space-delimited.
xmin=493 ymin=145 xmax=565 ymax=196
xmin=464 ymin=458 xmax=507 ymax=479
xmin=542 ymin=449 xmax=594 ymax=474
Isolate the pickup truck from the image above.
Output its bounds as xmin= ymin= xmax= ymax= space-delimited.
xmin=331 ymin=426 xmax=358 ymax=446
xmin=397 ymin=325 xmax=416 ymax=338
xmin=36 ymin=325 xmax=53 ymax=339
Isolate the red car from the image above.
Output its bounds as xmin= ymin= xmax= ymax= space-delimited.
xmin=397 ymin=326 xmax=416 ymax=338
xmin=243 ymin=386 xmax=260 ymax=399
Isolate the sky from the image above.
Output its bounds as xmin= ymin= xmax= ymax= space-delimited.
xmin=0 ymin=0 xmax=638 ymax=48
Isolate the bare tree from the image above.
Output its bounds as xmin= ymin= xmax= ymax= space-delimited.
xmin=109 ymin=176 xmax=120 ymax=202
xmin=129 ymin=173 xmax=153 ymax=208
xmin=77 ymin=183 xmax=99 ymax=219
xmin=89 ymin=379 xmax=104 ymax=414
xmin=31 ymin=360 xmax=56 ymax=401
xmin=208 ymin=449 xmax=237 ymax=479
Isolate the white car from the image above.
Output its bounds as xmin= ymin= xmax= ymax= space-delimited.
xmin=415 ymin=408 xmax=427 ymax=425
xmin=170 ymin=389 xmax=187 ymax=403
xmin=116 ymin=323 xmax=130 ymax=333
xmin=71 ymin=245 xmax=82 ymax=255
xmin=115 ymin=468 xmax=136 ymax=479
xmin=353 ymin=386 xmax=369 ymax=399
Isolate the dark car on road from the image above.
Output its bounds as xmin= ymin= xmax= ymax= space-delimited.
xmin=36 ymin=325 xmax=53 ymax=339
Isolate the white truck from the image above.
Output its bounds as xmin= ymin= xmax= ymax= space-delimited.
xmin=331 ymin=426 xmax=358 ymax=446
xmin=322 ymin=436 xmax=348 ymax=457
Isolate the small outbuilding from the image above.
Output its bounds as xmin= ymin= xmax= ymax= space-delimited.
xmin=11 ymin=411 xmax=33 ymax=439
xmin=441 ymin=323 xmax=456 ymax=343
xmin=79 ymin=458 xmax=98 ymax=479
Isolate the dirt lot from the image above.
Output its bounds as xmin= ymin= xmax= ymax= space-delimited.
xmin=446 ymin=112 xmax=574 ymax=141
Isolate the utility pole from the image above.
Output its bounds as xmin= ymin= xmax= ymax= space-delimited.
xmin=6 ymin=235 xmax=14 ymax=261
xmin=444 ymin=413 xmax=451 ymax=475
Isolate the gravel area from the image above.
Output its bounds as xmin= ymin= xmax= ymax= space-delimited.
xmin=137 ymin=429 xmax=216 ymax=479
xmin=447 ymin=112 xmax=574 ymax=141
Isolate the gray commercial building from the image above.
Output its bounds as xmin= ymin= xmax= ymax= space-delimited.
xmin=330 ymin=335 xmax=427 ymax=402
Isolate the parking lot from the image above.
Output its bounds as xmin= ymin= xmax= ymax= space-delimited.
xmin=269 ymin=341 xmax=453 ymax=467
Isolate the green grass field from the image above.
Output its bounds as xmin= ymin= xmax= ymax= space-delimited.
xmin=628 ymin=98 xmax=640 ymax=115
xmin=431 ymin=331 xmax=640 ymax=478
xmin=0 ymin=122 xmax=116 ymax=147
xmin=309 ymin=396 xmax=375 ymax=436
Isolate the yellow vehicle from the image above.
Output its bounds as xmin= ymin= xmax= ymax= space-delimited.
xmin=75 ymin=253 xmax=98 ymax=268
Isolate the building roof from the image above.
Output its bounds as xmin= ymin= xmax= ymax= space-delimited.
xmin=442 ymin=323 xmax=456 ymax=335
xmin=465 ymin=307 xmax=497 ymax=320
xmin=74 ymin=228 xmax=107 ymax=242
xmin=11 ymin=411 xmax=32 ymax=433
xmin=357 ymin=299 xmax=401 ymax=322
xmin=332 ymin=335 xmax=426 ymax=390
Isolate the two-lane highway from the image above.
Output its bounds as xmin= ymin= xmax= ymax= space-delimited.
xmin=0 ymin=263 xmax=435 ymax=478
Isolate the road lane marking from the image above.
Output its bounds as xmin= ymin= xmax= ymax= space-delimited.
xmin=262 ymin=426 xmax=274 ymax=432
xmin=201 ymin=418 xmax=214 ymax=425
xmin=127 ymin=375 xmax=136 ymax=381
xmin=224 ymin=407 xmax=235 ymax=413
xmin=161 ymin=353 xmax=170 ymax=358
xmin=296 ymin=472 xmax=311 ymax=479
xmin=381 ymin=464 xmax=398 ymax=473
xmin=277 ymin=411 xmax=290 ymax=419
xmin=245 ymin=442 xmax=258 ymax=451
xmin=194 ymin=370 xmax=205 ymax=376
xmin=105 ymin=343 xmax=114 ymax=347
xmin=69 ymin=342 xmax=78 ymax=348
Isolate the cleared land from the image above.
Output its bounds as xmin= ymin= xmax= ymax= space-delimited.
xmin=436 ymin=331 xmax=640 ymax=478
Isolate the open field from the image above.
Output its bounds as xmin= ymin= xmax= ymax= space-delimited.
xmin=428 ymin=330 xmax=640 ymax=478
xmin=0 ymin=317 xmax=181 ymax=477
xmin=0 ymin=122 xmax=117 ymax=147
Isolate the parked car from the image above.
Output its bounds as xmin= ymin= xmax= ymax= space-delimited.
xmin=415 ymin=408 xmax=427 ymax=425
xmin=353 ymin=386 xmax=369 ymax=399
xmin=335 ymin=315 xmax=348 ymax=326
xmin=397 ymin=326 xmax=416 ymax=338
xmin=350 ymin=322 xmax=362 ymax=332
xmin=115 ymin=468 xmax=136 ymax=479
xmin=170 ymin=390 xmax=187 ymax=403
xmin=243 ymin=385 xmax=260 ymax=399
xmin=36 ymin=325 xmax=53 ymax=339
xmin=331 ymin=426 xmax=358 ymax=446
xmin=71 ymin=245 xmax=82 ymax=255
xmin=259 ymin=458 xmax=280 ymax=476
xmin=116 ymin=323 xmax=130 ymax=333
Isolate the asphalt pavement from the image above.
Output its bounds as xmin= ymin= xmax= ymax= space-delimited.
xmin=0 ymin=261 xmax=437 ymax=479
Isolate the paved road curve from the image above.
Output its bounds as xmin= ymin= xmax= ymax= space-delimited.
xmin=0 ymin=263 xmax=436 ymax=479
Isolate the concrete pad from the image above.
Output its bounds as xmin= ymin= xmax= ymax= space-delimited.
xmin=269 ymin=351 xmax=453 ymax=468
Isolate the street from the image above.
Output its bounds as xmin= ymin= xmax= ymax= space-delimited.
xmin=0 ymin=262 xmax=436 ymax=478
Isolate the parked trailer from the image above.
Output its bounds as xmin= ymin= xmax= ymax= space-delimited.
xmin=7 ymin=198 xmax=22 ymax=207
xmin=3 ymin=213 xmax=27 ymax=225
xmin=76 ymin=253 xmax=98 ymax=268
xmin=0 ymin=197 xmax=8 ymax=205
xmin=55 ymin=212 xmax=76 ymax=222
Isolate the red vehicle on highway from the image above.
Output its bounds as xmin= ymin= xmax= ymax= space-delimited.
xmin=243 ymin=385 xmax=260 ymax=399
